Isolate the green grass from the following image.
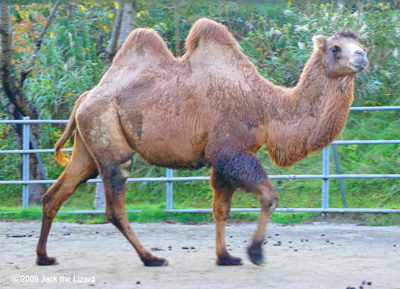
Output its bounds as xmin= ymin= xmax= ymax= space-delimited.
xmin=2 ymin=205 xmax=399 ymax=226
xmin=0 ymin=205 xmax=319 ymax=225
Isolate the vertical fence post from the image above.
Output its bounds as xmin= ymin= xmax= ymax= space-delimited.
xmin=331 ymin=144 xmax=347 ymax=208
xmin=166 ymin=168 xmax=173 ymax=211
xmin=22 ymin=116 xmax=30 ymax=209
xmin=321 ymin=146 xmax=330 ymax=212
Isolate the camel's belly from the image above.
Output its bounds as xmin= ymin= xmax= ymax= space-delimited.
xmin=136 ymin=140 xmax=210 ymax=170
xmin=146 ymin=157 xmax=210 ymax=170
xmin=124 ymin=124 xmax=210 ymax=170
xmin=118 ymin=99 xmax=212 ymax=170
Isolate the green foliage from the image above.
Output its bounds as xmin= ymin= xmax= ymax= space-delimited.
xmin=0 ymin=1 xmax=399 ymax=224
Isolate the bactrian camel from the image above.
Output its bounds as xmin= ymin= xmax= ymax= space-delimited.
xmin=36 ymin=18 xmax=368 ymax=267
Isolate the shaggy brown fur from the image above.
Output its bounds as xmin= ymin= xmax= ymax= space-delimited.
xmin=37 ymin=18 xmax=368 ymax=267
xmin=185 ymin=18 xmax=237 ymax=54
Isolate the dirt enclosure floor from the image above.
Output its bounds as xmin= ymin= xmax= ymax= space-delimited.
xmin=1 ymin=220 xmax=399 ymax=289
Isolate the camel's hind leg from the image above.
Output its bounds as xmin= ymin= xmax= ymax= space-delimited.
xmin=78 ymin=112 xmax=168 ymax=266
xmin=99 ymin=157 xmax=168 ymax=266
xmin=36 ymin=132 xmax=98 ymax=265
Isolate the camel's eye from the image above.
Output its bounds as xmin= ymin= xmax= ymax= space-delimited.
xmin=331 ymin=45 xmax=341 ymax=57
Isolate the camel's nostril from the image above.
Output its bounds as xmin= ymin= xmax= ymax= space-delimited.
xmin=355 ymin=49 xmax=366 ymax=57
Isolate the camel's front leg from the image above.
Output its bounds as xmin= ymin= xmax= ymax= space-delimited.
xmin=247 ymin=178 xmax=280 ymax=265
xmin=212 ymin=151 xmax=276 ymax=266
xmin=210 ymin=169 xmax=242 ymax=266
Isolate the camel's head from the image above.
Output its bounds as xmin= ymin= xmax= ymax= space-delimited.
xmin=312 ymin=29 xmax=369 ymax=78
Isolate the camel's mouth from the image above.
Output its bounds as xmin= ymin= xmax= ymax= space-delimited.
xmin=349 ymin=60 xmax=368 ymax=73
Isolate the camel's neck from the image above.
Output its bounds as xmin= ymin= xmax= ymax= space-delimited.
xmin=262 ymin=52 xmax=354 ymax=167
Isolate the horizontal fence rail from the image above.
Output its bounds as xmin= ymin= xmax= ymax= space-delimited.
xmin=1 ymin=174 xmax=400 ymax=185
xmin=0 ymin=106 xmax=399 ymax=214
xmin=2 ymin=140 xmax=400 ymax=155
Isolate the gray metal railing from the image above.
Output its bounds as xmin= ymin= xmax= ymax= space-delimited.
xmin=0 ymin=106 xmax=400 ymax=214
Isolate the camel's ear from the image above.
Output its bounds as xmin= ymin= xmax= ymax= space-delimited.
xmin=312 ymin=35 xmax=326 ymax=52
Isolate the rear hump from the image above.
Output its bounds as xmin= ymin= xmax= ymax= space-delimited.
xmin=185 ymin=18 xmax=237 ymax=55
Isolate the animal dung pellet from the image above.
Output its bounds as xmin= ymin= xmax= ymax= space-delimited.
xmin=150 ymin=247 xmax=164 ymax=251
xmin=6 ymin=234 xmax=32 ymax=238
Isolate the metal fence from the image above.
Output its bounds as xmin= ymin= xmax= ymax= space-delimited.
xmin=1 ymin=106 xmax=400 ymax=214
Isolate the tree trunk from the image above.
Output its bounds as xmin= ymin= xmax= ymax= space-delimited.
xmin=174 ymin=2 xmax=180 ymax=57
xmin=103 ymin=0 xmax=125 ymax=72
xmin=29 ymin=153 xmax=44 ymax=204
xmin=0 ymin=92 xmax=22 ymax=148
xmin=94 ymin=0 xmax=136 ymax=209
xmin=93 ymin=181 xmax=106 ymax=209
xmin=0 ymin=0 xmax=60 ymax=205
xmin=118 ymin=1 xmax=136 ymax=49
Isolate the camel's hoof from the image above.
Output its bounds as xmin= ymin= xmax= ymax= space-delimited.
xmin=216 ymin=254 xmax=243 ymax=266
xmin=247 ymin=243 xmax=264 ymax=266
xmin=143 ymin=257 xmax=168 ymax=267
xmin=36 ymin=256 xmax=58 ymax=266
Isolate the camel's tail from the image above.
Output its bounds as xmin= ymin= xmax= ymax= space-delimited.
xmin=54 ymin=92 xmax=88 ymax=166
